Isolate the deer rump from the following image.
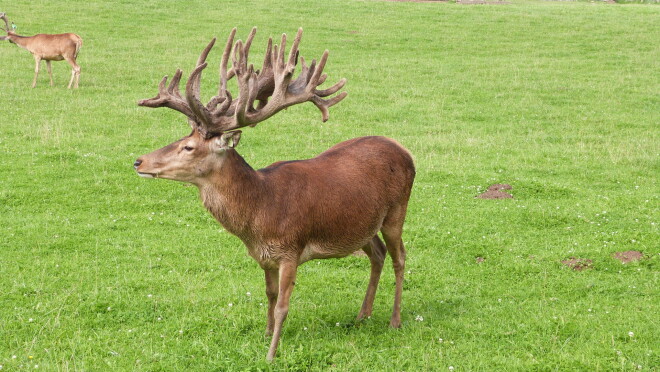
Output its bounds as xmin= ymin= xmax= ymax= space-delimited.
xmin=226 ymin=136 xmax=415 ymax=267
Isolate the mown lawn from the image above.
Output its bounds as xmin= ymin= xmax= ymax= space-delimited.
xmin=0 ymin=0 xmax=658 ymax=370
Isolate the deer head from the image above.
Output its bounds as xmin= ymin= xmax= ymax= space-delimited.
xmin=134 ymin=27 xmax=347 ymax=184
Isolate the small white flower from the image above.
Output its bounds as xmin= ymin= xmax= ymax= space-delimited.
xmin=629 ymin=331 xmax=634 ymax=337
xmin=107 ymin=307 xmax=111 ymax=311
xmin=179 ymin=330 xmax=183 ymax=334
xmin=147 ymin=294 xmax=153 ymax=298
xmin=336 ymin=322 xmax=340 ymax=327
xmin=637 ymin=365 xmax=642 ymax=370
xmin=12 ymin=356 xmax=17 ymax=359
xmin=157 ymin=317 xmax=162 ymax=321
xmin=228 ymin=303 xmax=233 ymax=307
xmin=34 ymin=365 xmax=38 ymax=369
xmin=449 ymin=366 xmax=455 ymax=371
xmin=588 ymin=308 xmax=592 ymax=312
xmin=29 ymin=318 xmax=34 ymax=322
xmin=303 ymin=327 xmax=308 ymax=331
xmin=438 ymin=338 xmax=443 ymax=343
xmin=246 ymin=292 xmax=251 ymax=296
xmin=415 ymin=315 xmax=424 ymax=322
xmin=498 ymin=299 xmax=502 ymax=303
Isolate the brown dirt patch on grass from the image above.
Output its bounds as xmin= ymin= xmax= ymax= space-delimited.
xmin=383 ymin=0 xmax=448 ymax=2
xmin=457 ymin=0 xmax=510 ymax=3
xmin=477 ymin=184 xmax=513 ymax=199
xmin=613 ymin=250 xmax=644 ymax=264
xmin=561 ymin=257 xmax=593 ymax=271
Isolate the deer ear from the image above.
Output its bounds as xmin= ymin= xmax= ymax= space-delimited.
xmin=211 ymin=131 xmax=242 ymax=153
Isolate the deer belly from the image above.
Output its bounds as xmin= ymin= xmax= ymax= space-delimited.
xmin=44 ymin=55 xmax=65 ymax=61
xmin=299 ymin=241 xmax=366 ymax=264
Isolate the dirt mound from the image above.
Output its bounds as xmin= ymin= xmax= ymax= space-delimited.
xmin=477 ymin=184 xmax=513 ymax=199
xmin=613 ymin=251 xmax=643 ymax=264
xmin=561 ymin=257 xmax=593 ymax=271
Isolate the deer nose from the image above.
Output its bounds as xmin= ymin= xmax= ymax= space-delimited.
xmin=134 ymin=159 xmax=143 ymax=169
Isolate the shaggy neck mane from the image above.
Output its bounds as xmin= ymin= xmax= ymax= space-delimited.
xmin=198 ymin=149 xmax=262 ymax=238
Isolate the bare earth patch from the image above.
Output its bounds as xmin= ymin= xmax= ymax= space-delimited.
xmin=383 ymin=0 xmax=448 ymax=2
xmin=477 ymin=184 xmax=513 ymax=199
xmin=475 ymin=256 xmax=485 ymax=263
xmin=561 ymin=257 xmax=593 ymax=271
xmin=613 ymin=250 xmax=644 ymax=264
xmin=457 ymin=0 xmax=510 ymax=4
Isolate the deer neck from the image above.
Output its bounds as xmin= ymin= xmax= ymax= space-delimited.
xmin=197 ymin=149 xmax=263 ymax=239
xmin=8 ymin=34 xmax=31 ymax=50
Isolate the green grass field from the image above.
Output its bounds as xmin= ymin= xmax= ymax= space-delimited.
xmin=1 ymin=0 xmax=658 ymax=370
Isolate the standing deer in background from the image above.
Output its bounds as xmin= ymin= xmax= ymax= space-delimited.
xmin=0 ymin=13 xmax=82 ymax=88
xmin=134 ymin=27 xmax=415 ymax=361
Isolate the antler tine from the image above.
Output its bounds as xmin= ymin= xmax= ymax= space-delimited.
xmin=231 ymin=39 xmax=256 ymax=126
xmin=244 ymin=27 xmax=257 ymax=58
xmin=315 ymin=77 xmax=345 ymax=97
xmin=138 ymin=71 xmax=196 ymax=120
xmin=311 ymin=90 xmax=348 ymax=122
xmin=184 ymin=38 xmax=217 ymax=134
xmin=286 ymin=28 xmax=303 ymax=73
xmin=191 ymin=38 xmax=216 ymax=97
xmin=308 ymin=50 xmax=329 ymax=92
xmin=275 ymin=33 xmax=286 ymax=74
xmin=219 ymin=28 xmax=237 ymax=97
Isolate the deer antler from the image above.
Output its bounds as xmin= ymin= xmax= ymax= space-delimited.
xmin=0 ymin=13 xmax=10 ymax=32
xmin=139 ymin=27 xmax=347 ymax=138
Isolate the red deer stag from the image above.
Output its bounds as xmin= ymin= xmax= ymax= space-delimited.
xmin=134 ymin=27 xmax=415 ymax=361
xmin=0 ymin=13 xmax=82 ymax=88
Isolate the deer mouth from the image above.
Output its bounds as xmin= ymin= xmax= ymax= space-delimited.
xmin=137 ymin=172 xmax=156 ymax=178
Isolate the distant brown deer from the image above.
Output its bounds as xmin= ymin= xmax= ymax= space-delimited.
xmin=134 ymin=28 xmax=415 ymax=361
xmin=0 ymin=13 xmax=82 ymax=88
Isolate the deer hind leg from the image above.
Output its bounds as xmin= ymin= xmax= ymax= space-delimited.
xmin=357 ymin=235 xmax=386 ymax=321
xmin=266 ymin=261 xmax=297 ymax=362
xmin=264 ymin=268 xmax=279 ymax=337
xmin=32 ymin=57 xmax=41 ymax=88
xmin=381 ymin=203 xmax=409 ymax=328
xmin=45 ymin=61 xmax=54 ymax=86
xmin=65 ymin=57 xmax=80 ymax=89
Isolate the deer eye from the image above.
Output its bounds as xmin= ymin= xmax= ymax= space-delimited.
xmin=183 ymin=146 xmax=194 ymax=151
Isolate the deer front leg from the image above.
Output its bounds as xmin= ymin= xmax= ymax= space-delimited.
xmin=46 ymin=61 xmax=53 ymax=86
xmin=266 ymin=261 xmax=298 ymax=362
xmin=32 ymin=56 xmax=41 ymax=88
xmin=264 ymin=268 xmax=279 ymax=336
